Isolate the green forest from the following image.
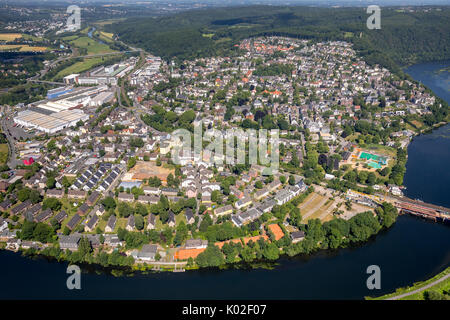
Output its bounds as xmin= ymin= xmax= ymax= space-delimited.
xmin=107 ymin=6 xmax=450 ymax=69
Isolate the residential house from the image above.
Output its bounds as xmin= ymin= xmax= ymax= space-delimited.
xmin=185 ymin=239 xmax=208 ymax=250
xmin=235 ymin=196 xmax=252 ymax=210
xmin=133 ymin=244 xmax=157 ymax=261
xmin=77 ymin=203 xmax=90 ymax=216
xmin=118 ymin=192 xmax=134 ymax=203
xmin=105 ymin=215 xmax=116 ymax=233
xmin=126 ymin=215 xmax=135 ymax=231
xmin=46 ymin=189 xmax=64 ymax=199
xmin=84 ymin=215 xmax=99 ymax=232
xmin=67 ymin=190 xmax=87 ymax=200
xmin=54 ymin=210 xmax=68 ymax=224
xmin=185 ymin=208 xmax=195 ymax=224
xmin=214 ymin=204 xmax=233 ymax=216
xmin=86 ymin=191 xmax=100 ymax=206
xmin=66 ymin=214 xmax=82 ymax=230
xmin=290 ymin=231 xmax=305 ymax=243
xmin=147 ymin=214 xmax=156 ymax=230
xmin=168 ymin=211 xmax=176 ymax=227
xmin=34 ymin=208 xmax=53 ymax=223
xmin=59 ymin=235 xmax=81 ymax=251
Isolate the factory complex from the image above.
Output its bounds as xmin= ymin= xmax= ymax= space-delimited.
xmin=14 ymin=85 xmax=115 ymax=134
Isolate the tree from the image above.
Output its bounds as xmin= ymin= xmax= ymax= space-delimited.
xmin=127 ymin=157 xmax=137 ymax=170
xmin=78 ymin=236 xmax=93 ymax=259
xmin=174 ymin=221 xmax=188 ymax=246
xmin=199 ymin=214 xmax=212 ymax=232
xmin=102 ymin=197 xmax=116 ymax=210
xmin=288 ymin=175 xmax=296 ymax=185
xmin=135 ymin=214 xmax=144 ymax=230
xmin=195 ymin=245 xmax=225 ymax=267
xmin=211 ymin=190 xmax=222 ymax=204
xmin=46 ymin=177 xmax=56 ymax=189
xmin=423 ymin=290 xmax=448 ymax=300
xmin=42 ymin=198 xmax=62 ymax=212
xmin=17 ymin=188 xmax=31 ymax=202
xmin=33 ymin=223 xmax=55 ymax=243
xmin=117 ymin=202 xmax=133 ymax=218
xmin=61 ymin=176 xmax=71 ymax=189
xmin=135 ymin=202 xmax=148 ymax=216
xmin=262 ymin=242 xmax=279 ymax=260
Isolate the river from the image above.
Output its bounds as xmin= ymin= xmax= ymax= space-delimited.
xmin=403 ymin=61 xmax=450 ymax=208
xmin=0 ymin=61 xmax=449 ymax=300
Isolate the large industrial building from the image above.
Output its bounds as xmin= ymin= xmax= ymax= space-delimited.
xmin=14 ymin=84 xmax=115 ymax=134
xmin=14 ymin=109 xmax=89 ymax=134
xmin=63 ymin=61 xmax=134 ymax=86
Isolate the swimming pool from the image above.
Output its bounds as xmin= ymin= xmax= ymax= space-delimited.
xmin=368 ymin=160 xmax=382 ymax=169
xmin=359 ymin=152 xmax=387 ymax=165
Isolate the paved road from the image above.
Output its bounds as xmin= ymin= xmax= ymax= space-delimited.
xmin=0 ymin=113 xmax=21 ymax=168
xmin=386 ymin=273 xmax=450 ymax=300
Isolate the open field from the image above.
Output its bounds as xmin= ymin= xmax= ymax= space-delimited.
xmin=69 ymin=36 xmax=115 ymax=55
xmin=61 ymin=35 xmax=79 ymax=41
xmin=54 ymin=57 xmax=104 ymax=79
xmin=304 ymin=198 xmax=336 ymax=222
xmin=93 ymin=18 xmax=127 ymax=26
xmin=126 ymin=161 xmax=175 ymax=184
xmin=21 ymin=34 xmax=43 ymax=42
xmin=93 ymin=31 xmax=114 ymax=44
xmin=299 ymin=186 xmax=374 ymax=222
xmin=363 ymin=144 xmax=397 ymax=158
xmin=0 ymin=44 xmax=47 ymax=52
xmin=0 ymin=33 xmax=22 ymax=41
xmin=0 ymin=144 xmax=8 ymax=165
xmin=299 ymin=192 xmax=330 ymax=221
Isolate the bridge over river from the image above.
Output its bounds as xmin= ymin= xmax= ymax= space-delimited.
xmin=393 ymin=196 xmax=450 ymax=223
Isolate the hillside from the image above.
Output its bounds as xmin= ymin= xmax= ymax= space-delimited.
xmin=107 ymin=5 xmax=450 ymax=69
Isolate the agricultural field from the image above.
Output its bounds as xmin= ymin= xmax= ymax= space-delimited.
xmin=92 ymin=18 xmax=127 ymax=27
xmin=68 ymin=36 xmax=115 ymax=55
xmin=0 ymin=33 xmax=22 ymax=41
xmin=21 ymin=34 xmax=43 ymax=42
xmin=0 ymin=44 xmax=47 ymax=52
xmin=95 ymin=31 xmax=114 ymax=43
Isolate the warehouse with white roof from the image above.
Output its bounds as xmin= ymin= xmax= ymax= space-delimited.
xmin=14 ymin=109 xmax=89 ymax=134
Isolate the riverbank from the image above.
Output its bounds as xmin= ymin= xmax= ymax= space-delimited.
xmin=367 ymin=267 xmax=450 ymax=300
xmin=0 ymin=214 xmax=448 ymax=299
xmin=0 ymin=201 xmax=395 ymax=274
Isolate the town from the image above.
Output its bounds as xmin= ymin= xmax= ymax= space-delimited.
xmin=0 ymin=33 xmax=448 ymax=271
